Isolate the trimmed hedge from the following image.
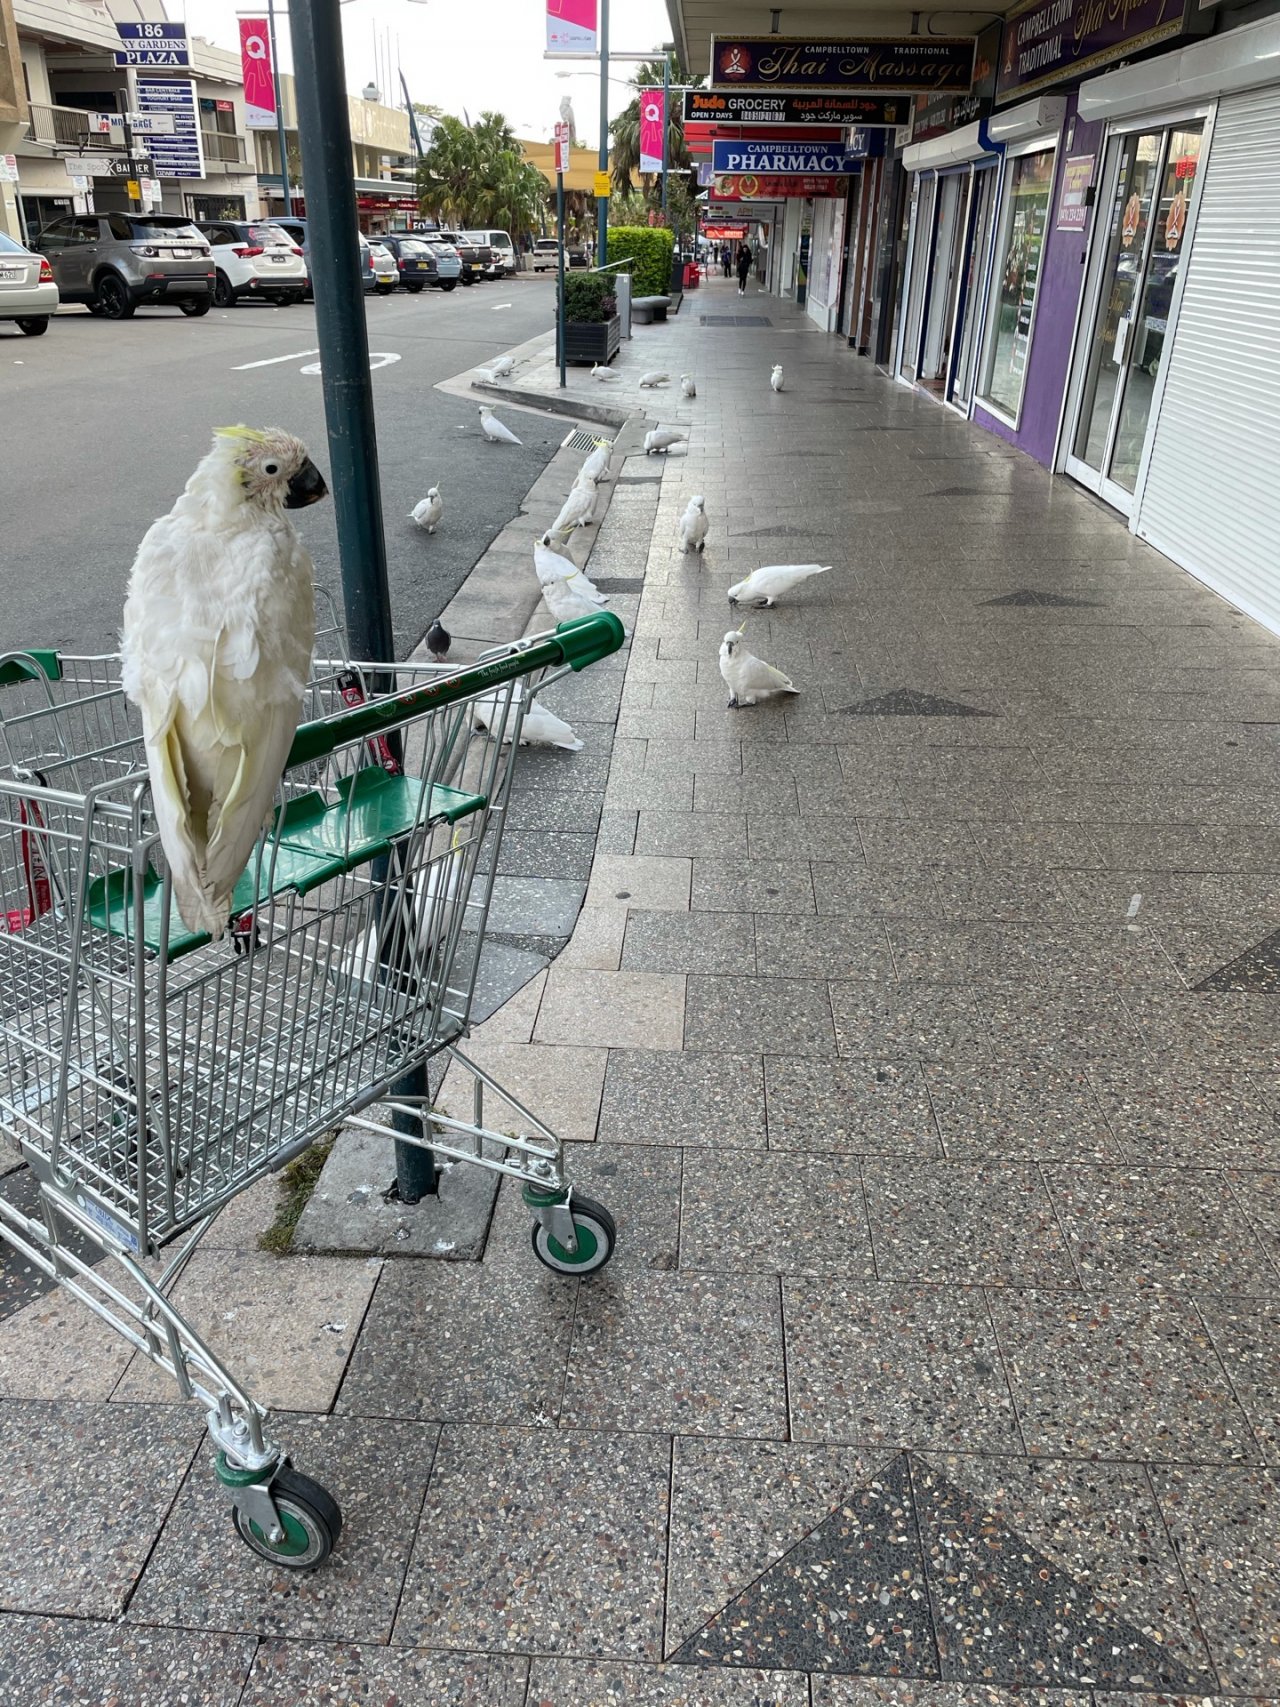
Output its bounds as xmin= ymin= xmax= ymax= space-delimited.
xmin=562 ymin=271 xmax=617 ymax=323
xmin=606 ymin=226 xmax=675 ymax=297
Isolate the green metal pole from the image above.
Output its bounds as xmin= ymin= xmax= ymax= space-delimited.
xmin=291 ymin=0 xmax=436 ymax=1202
xmin=268 ymin=0 xmax=291 ymax=218
xmin=596 ymin=0 xmax=609 ymax=267
xmin=557 ymin=171 xmax=567 ymax=388
xmin=660 ymin=52 xmax=669 ymax=216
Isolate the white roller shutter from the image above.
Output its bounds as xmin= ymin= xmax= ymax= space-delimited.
xmin=1135 ymin=87 xmax=1280 ymax=634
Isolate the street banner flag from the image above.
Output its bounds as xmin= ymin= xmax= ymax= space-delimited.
xmin=240 ymin=20 xmax=277 ymax=130
xmin=547 ymin=0 xmax=596 ymax=55
xmin=639 ymin=87 xmax=665 ymax=175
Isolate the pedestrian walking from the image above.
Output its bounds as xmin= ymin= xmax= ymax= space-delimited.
xmin=735 ymin=242 xmax=752 ymax=296
xmin=721 ymin=243 xmax=732 ymax=278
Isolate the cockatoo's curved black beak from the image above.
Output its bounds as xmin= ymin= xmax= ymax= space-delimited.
xmin=284 ymin=458 xmax=328 ymax=509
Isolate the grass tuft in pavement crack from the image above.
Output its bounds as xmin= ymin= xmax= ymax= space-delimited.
xmin=259 ymin=1133 xmax=336 ymax=1255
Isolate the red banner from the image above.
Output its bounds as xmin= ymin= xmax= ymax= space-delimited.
xmin=703 ymin=224 xmax=747 ymax=239
xmin=239 ymin=19 xmax=276 ymax=131
xmin=712 ymin=172 xmax=852 ymax=200
xmin=639 ymin=87 xmax=665 ymax=175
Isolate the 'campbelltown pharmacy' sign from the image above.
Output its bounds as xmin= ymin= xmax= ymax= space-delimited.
xmin=995 ymin=0 xmax=1199 ymax=100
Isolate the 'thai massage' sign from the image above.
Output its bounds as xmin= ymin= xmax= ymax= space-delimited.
xmin=711 ymin=35 xmax=976 ymax=95
xmin=995 ymin=0 xmax=1197 ymax=100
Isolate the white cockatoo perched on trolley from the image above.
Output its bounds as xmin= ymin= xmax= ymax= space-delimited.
xmin=121 ymin=425 xmax=328 ymax=939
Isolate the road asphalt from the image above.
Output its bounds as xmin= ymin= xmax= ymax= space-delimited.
xmin=1 ymin=275 xmax=563 ymax=657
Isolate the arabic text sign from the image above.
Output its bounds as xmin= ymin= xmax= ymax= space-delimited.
xmin=995 ymin=0 xmax=1189 ymax=99
xmin=546 ymin=0 xmax=597 ymax=55
xmin=685 ymin=88 xmax=912 ymax=126
xmin=712 ymin=172 xmax=856 ymax=201
xmin=711 ymin=35 xmax=975 ymax=95
xmin=135 ymin=79 xmax=204 ymax=180
xmin=114 ymin=20 xmax=189 ymax=67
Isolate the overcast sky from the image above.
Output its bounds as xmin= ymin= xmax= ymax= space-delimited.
xmin=182 ymin=0 xmax=672 ymax=145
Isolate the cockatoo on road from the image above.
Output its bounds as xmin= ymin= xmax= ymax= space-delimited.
xmin=644 ymin=428 xmax=686 ymax=456
xmin=409 ymin=487 xmax=442 ymax=533
xmin=579 ymin=442 xmax=611 ymax=484
xmin=770 ymin=364 xmax=784 ymax=392
xmin=727 ymin=563 xmax=831 ymax=607
xmin=678 ymin=495 xmax=709 ymax=554
xmin=719 ymin=630 xmax=799 ymax=707
xmin=552 ymin=479 xmax=597 ymax=536
xmin=479 ymin=406 xmax=522 ymax=445
xmin=535 ymin=532 xmax=606 ymax=608
xmin=121 ymin=425 xmax=326 ymax=939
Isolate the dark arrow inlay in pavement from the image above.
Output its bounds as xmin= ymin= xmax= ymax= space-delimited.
xmin=837 ymin=690 xmax=996 ymax=718
xmin=1193 ymin=925 xmax=1280 ymax=992
xmin=670 ymin=1452 xmax=1208 ymax=1688
xmin=981 ymin=590 xmax=1103 ymax=608
xmin=699 ymin=315 xmax=773 ymax=327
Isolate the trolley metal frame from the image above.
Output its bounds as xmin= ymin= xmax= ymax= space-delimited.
xmin=0 ymin=610 xmax=624 ymax=1566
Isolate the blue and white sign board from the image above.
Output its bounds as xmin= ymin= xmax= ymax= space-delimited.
xmin=135 ymin=80 xmax=204 ymax=180
xmin=712 ymin=138 xmax=865 ymax=174
xmin=114 ymin=21 xmax=190 ymax=67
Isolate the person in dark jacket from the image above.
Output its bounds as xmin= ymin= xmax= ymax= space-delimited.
xmin=735 ymin=242 xmax=752 ymax=295
xmin=721 ymin=243 xmax=732 ymax=278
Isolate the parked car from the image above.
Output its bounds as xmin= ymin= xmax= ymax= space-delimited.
xmin=197 ymin=219 xmax=307 ymax=308
xmin=437 ymin=230 xmax=493 ymax=285
xmin=461 ymin=230 xmax=505 ymax=280
xmin=273 ymin=218 xmax=377 ymax=296
xmin=368 ymin=241 xmax=399 ymax=294
xmin=476 ymin=228 xmax=517 ymax=276
xmin=567 ymin=240 xmax=589 ymax=269
xmin=0 ymin=231 xmax=58 ymax=335
xmin=36 ymin=212 xmax=213 ymax=319
xmin=531 ymin=238 xmax=562 ymax=273
xmin=382 ymin=232 xmax=461 ymax=291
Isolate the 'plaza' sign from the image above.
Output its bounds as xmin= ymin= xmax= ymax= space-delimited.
xmin=711 ymin=35 xmax=975 ymax=94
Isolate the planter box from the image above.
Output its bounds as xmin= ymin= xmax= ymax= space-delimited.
xmin=564 ymin=315 xmax=621 ymax=366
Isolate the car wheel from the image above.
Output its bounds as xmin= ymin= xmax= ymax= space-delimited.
xmin=213 ymin=272 xmax=235 ymax=308
xmin=405 ymin=283 xmax=423 ymax=293
xmin=375 ymin=283 xmax=394 ymax=295
xmin=94 ymin=273 xmax=135 ymax=320
xmin=15 ymin=317 xmax=49 ymax=336
xmin=179 ymin=297 xmax=211 ymax=317
xmin=460 ymin=273 xmax=473 ymax=286
xmin=440 ymin=280 xmax=457 ymax=291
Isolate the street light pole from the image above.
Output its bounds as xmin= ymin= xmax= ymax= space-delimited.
xmin=268 ymin=0 xmax=291 ymax=218
xmin=660 ymin=50 xmax=669 ymax=218
xmin=596 ymin=0 xmax=609 ymax=267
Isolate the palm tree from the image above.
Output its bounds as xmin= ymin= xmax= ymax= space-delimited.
xmin=417 ymin=112 xmax=551 ymax=231
xmin=609 ymin=53 xmax=703 ymax=196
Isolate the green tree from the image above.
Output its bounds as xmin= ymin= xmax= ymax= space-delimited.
xmin=609 ymin=53 xmax=703 ymax=196
xmin=416 ymin=111 xmax=550 ymax=232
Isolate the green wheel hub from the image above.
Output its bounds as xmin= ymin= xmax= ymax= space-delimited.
xmin=245 ymin=1505 xmax=314 ymax=1558
xmin=545 ymin=1221 xmax=599 ymax=1267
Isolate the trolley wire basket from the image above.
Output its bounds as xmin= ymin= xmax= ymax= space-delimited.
xmin=0 ymin=609 xmax=624 ymax=1568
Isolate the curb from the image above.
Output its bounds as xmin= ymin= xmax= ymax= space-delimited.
xmin=469 ymin=378 xmax=632 ymax=430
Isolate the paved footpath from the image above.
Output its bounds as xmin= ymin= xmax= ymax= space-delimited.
xmin=3 ymin=276 xmax=1280 ymax=1704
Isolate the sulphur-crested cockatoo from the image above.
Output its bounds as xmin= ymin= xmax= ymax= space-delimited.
xmin=591 ymin=363 xmax=621 ymax=382
xmin=719 ymin=630 xmax=799 ymax=707
xmin=409 ymin=487 xmax=442 ymax=533
xmin=579 ymin=442 xmax=611 ymax=484
xmin=121 ymin=425 xmax=326 ymax=938
xmin=680 ymin=373 xmax=696 ymax=398
xmin=770 ymin=364 xmax=784 ymax=392
xmin=488 ymin=353 xmax=516 ymax=378
xmin=644 ymin=427 xmax=686 ymax=456
xmin=639 ymin=371 xmax=669 ymax=389
xmin=472 ymin=688 xmax=583 ymax=751
xmin=551 ymin=479 xmax=597 ymax=536
xmin=727 ymin=563 xmax=830 ymax=607
xmin=479 ymin=406 xmax=522 ymax=445
xmin=342 ymin=846 xmax=464 ymax=989
xmin=535 ymin=533 xmax=606 ymax=610
xmin=678 ymin=495 xmax=709 ymax=554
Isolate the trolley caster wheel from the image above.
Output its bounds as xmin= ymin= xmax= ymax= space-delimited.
xmin=530 ymin=1193 xmax=616 ymax=1275
xmin=231 ymin=1466 xmax=342 ymax=1570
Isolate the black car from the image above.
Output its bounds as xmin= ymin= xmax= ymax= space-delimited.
xmin=378 ymin=234 xmax=441 ymax=293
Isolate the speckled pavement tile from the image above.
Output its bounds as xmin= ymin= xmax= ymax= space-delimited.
xmin=129 ymin=1414 xmax=435 ymax=1639
xmin=1194 ymin=1294 xmax=1280 ymax=1462
xmin=783 ymin=1281 xmax=1020 ymax=1451
xmin=923 ymin=1060 xmax=1121 ymax=1162
xmin=527 ymin=1658 xmax=810 ymax=1704
xmin=563 ymin=1271 xmax=786 ymax=1436
xmin=914 ymin=1454 xmax=1215 ymax=1689
xmin=1225 ymin=1167 xmax=1280 ymax=1269
xmin=599 ymin=1048 xmax=767 ymax=1147
xmin=753 ymin=915 xmax=895 ymax=980
xmin=467 ymin=968 xmax=545 ymax=1043
xmin=979 ymin=988 xmax=1148 ymax=1064
xmin=668 ymin=1450 xmax=937 ymax=1673
xmin=240 ymin=1641 xmax=529 ymax=1705
xmin=668 ymin=1439 xmax=900 ymax=1654
xmin=1043 ymin=1165 xmax=1279 ymax=1295
xmin=395 ymin=1424 xmax=668 ymax=1654
xmin=809 ymin=862 xmax=944 ymax=919
xmin=765 ymin=1058 xmax=943 ymax=1157
xmin=622 ymin=908 xmax=756 ymax=974
xmin=0 ymin=1616 xmax=256 ymax=1707
xmin=0 ymin=1401 xmax=201 ymax=1617
xmin=557 ymin=905 xmax=627 ymax=970
xmin=861 ymin=1160 xmax=1078 ymax=1287
xmin=438 ymin=1040 xmax=608 ymax=1144
xmin=685 ymin=975 xmax=837 ymax=1056
xmin=1152 ymin=1463 xmax=1280 ymax=1692
xmin=585 ymin=853 xmax=693 ymax=913
xmin=485 ymin=1142 xmax=681 ymax=1275
xmin=829 ymin=982 xmax=991 ymax=1064
xmin=1088 ymin=1066 xmax=1280 ymax=1166
xmin=680 ymin=1151 xmax=874 ymax=1277
xmin=336 ymin=1262 xmax=576 ymax=1423
xmin=810 ymin=1684 xmax=1089 ymax=1707
xmin=691 ymin=858 xmax=817 ymax=914
xmin=988 ymin=1290 xmax=1258 ymax=1461
xmin=0 ymin=1282 xmax=134 ymax=1400
xmin=1123 ymin=992 xmax=1280 ymax=1069
xmin=534 ymin=967 xmax=686 ymax=1050
xmin=111 ymin=1248 xmax=380 ymax=1413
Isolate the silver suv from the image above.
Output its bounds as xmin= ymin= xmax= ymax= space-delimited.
xmin=36 ymin=212 xmax=214 ymax=319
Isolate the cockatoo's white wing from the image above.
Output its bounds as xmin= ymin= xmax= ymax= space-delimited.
xmin=481 ymin=412 xmax=522 ymax=445
xmin=579 ymin=446 xmax=608 ymax=482
xmin=552 ymin=484 xmax=595 ymax=534
xmin=738 ymin=651 xmax=795 ymax=694
xmin=540 ymin=576 xmax=599 ymax=623
xmin=519 ymin=703 xmax=584 ymax=751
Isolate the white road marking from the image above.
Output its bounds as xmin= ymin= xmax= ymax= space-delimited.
xmin=231 ymin=348 xmax=320 ymax=370
xmin=1127 ymin=893 xmax=1143 ymax=917
xmin=300 ymin=352 xmax=401 ymax=375
xmin=491 ymin=302 xmax=513 ymax=310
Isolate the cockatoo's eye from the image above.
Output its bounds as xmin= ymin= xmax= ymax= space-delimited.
xmin=263 ymin=461 xmax=280 ymax=476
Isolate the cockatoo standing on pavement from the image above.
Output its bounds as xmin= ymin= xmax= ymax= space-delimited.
xmin=678 ymin=495 xmax=709 ymax=553
xmin=579 ymin=442 xmax=611 ymax=484
xmin=121 ymin=425 xmax=327 ymax=938
xmin=719 ymin=630 xmax=800 ymax=707
xmin=770 ymin=364 xmax=785 ymax=392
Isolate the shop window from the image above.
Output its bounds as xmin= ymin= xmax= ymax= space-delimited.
xmin=978 ymin=148 xmax=1055 ymax=424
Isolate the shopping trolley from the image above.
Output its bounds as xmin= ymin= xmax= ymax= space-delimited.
xmin=0 ymin=609 xmax=624 ymax=1569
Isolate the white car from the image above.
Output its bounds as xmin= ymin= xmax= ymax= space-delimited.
xmin=532 ymin=238 xmax=562 ymax=273
xmin=368 ymin=241 xmax=398 ymax=294
xmin=0 ymin=231 xmax=59 ymax=335
xmin=198 ymin=220 xmax=307 ymax=308
xmin=478 ymin=229 xmax=517 ymax=276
